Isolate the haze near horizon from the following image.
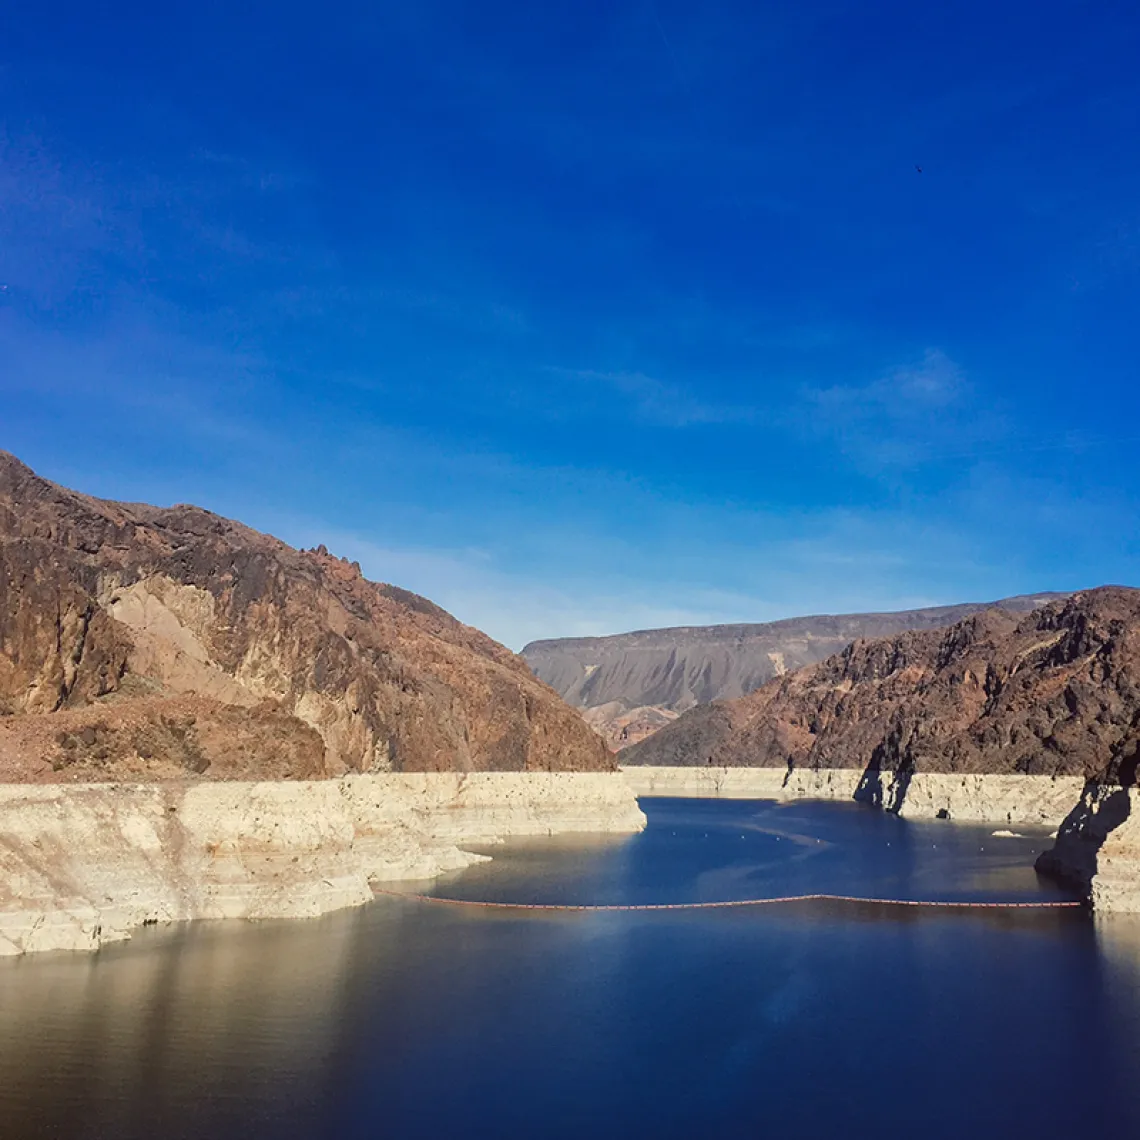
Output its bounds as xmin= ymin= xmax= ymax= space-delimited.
xmin=2 ymin=0 xmax=1138 ymax=649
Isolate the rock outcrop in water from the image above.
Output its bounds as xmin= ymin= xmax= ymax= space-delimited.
xmin=523 ymin=593 xmax=1066 ymax=749
xmin=0 ymin=452 xmax=612 ymax=780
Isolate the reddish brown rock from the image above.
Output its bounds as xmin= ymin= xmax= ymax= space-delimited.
xmin=0 ymin=452 xmax=611 ymax=781
xmin=581 ymin=702 xmax=680 ymax=750
xmin=623 ymin=587 xmax=1140 ymax=785
xmin=523 ymin=592 xmax=1066 ymax=749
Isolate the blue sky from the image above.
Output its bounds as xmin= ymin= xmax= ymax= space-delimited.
xmin=2 ymin=1 xmax=1139 ymax=649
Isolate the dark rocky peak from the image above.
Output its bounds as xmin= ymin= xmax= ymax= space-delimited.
xmin=1 ymin=453 xmax=611 ymax=780
xmin=625 ymin=587 xmax=1140 ymax=782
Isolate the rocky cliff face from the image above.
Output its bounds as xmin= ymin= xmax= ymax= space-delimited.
xmin=623 ymin=588 xmax=1140 ymax=907
xmin=523 ymin=593 xmax=1066 ymax=749
xmin=0 ymin=452 xmax=611 ymax=780
xmin=622 ymin=588 xmax=1140 ymax=783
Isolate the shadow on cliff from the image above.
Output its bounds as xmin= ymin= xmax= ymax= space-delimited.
xmin=1036 ymin=747 xmax=1138 ymax=894
xmin=853 ymin=747 xmax=915 ymax=815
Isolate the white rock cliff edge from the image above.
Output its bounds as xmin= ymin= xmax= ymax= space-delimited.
xmin=0 ymin=773 xmax=646 ymax=956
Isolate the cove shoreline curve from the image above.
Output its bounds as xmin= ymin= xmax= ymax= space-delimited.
xmin=0 ymin=772 xmax=646 ymax=957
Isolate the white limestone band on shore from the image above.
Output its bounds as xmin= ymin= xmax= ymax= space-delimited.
xmin=622 ymin=765 xmax=1140 ymax=914
xmin=0 ymin=773 xmax=647 ymax=958
xmin=620 ymin=766 xmax=1085 ymax=824
xmin=5 ymin=765 xmax=1138 ymax=957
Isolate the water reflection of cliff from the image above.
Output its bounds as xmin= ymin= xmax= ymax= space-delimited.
xmin=1096 ymin=915 xmax=1140 ymax=1006
xmin=0 ymin=910 xmax=362 ymax=1138
xmin=4 ymin=803 xmax=1140 ymax=1140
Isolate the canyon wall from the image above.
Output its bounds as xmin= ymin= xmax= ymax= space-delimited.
xmin=621 ymin=766 xmax=1086 ymax=827
xmin=623 ymin=589 xmax=1140 ymax=910
xmin=624 ymin=589 xmax=1140 ymax=783
xmin=524 ymin=593 xmax=1064 ymax=749
xmin=623 ymin=766 xmax=1140 ymax=909
xmin=0 ymin=453 xmax=649 ymax=955
xmin=0 ymin=451 xmax=611 ymax=780
xmin=0 ymin=772 xmax=647 ymax=956
xmin=1036 ymin=784 xmax=1140 ymax=913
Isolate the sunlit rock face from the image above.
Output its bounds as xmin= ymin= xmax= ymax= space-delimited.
xmin=524 ymin=592 xmax=1066 ymax=749
xmin=0 ymin=451 xmax=612 ymax=781
xmin=621 ymin=587 xmax=1140 ymax=910
xmin=623 ymin=587 xmax=1140 ymax=781
xmin=0 ymin=772 xmax=646 ymax=956
xmin=0 ymin=453 xmax=644 ymax=956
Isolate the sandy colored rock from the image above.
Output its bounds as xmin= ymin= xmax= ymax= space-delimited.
xmin=1035 ymin=784 xmax=1140 ymax=912
xmin=0 ymin=772 xmax=646 ymax=956
xmin=581 ymin=702 xmax=679 ymax=750
xmin=622 ymin=766 xmax=1085 ymax=826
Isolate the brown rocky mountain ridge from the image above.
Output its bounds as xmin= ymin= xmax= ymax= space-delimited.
xmin=523 ymin=592 xmax=1068 ymax=749
xmin=0 ymin=452 xmax=611 ymax=782
xmin=622 ymin=587 xmax=1140 ymax=787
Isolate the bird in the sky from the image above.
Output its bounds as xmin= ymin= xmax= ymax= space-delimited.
xmin=915 ymin=164 xmax=923 ymax=174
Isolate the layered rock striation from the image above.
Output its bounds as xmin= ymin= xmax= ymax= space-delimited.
xmin=621 ymin=766 xmax=1087 ymax=828
xmin=524 ymin=593 xmax=1065 ymax=749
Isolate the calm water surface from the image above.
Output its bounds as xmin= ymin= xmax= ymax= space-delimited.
xmin=2 ymin=797 xmax=1140 ymax=1139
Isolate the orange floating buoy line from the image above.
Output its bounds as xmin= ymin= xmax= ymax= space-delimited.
xmin=373 ymin=889 xmax=1085 ymax=913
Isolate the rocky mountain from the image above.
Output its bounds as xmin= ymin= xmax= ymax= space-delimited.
xmin=0 ymin=452 xmax=611 ymax=782
xmin=523 ymin=593 xmax=1067 ymax=749
xmin=622 ymin=587 xmax=1140 ymax=785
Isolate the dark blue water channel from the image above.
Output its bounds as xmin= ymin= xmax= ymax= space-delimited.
xmin=2 ymin=797 xmax=1140 ymax=1139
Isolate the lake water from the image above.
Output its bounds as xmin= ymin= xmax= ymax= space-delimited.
xmin=2 ymin=797 xmax=1140 ymax=1139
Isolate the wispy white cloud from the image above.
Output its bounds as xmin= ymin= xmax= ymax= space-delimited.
xmin=258 ymin=525 xmax=759 ymax=650
xmin=262 ymin=484 xmax=1087 ymax=651
xmin=543 ymin=365 xmax=757 ymax=428
xmin=2 ymin=115 xmax=1134 ymax=661
xmin=0 ymin=304 xmax=276 ymax=449
xmin=802 ymin=348 xmax=1012 ymax=469
xmin=809 ymin=347 xmax=964 ymax=420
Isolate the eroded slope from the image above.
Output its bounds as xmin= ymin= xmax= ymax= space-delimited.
xmin=0 ymin=452 xmax=611 ymax=780
xmin=623 ymin=588 xmax=1140 ymax=783
xmin=524 ymin=593 xmax=1066 ymax=748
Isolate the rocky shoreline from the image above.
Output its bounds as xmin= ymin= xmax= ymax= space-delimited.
xmin=0 ymin=773 xmax=646 ymax=957
xmin=622 ymin=765 xmax=1085 ymax=823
